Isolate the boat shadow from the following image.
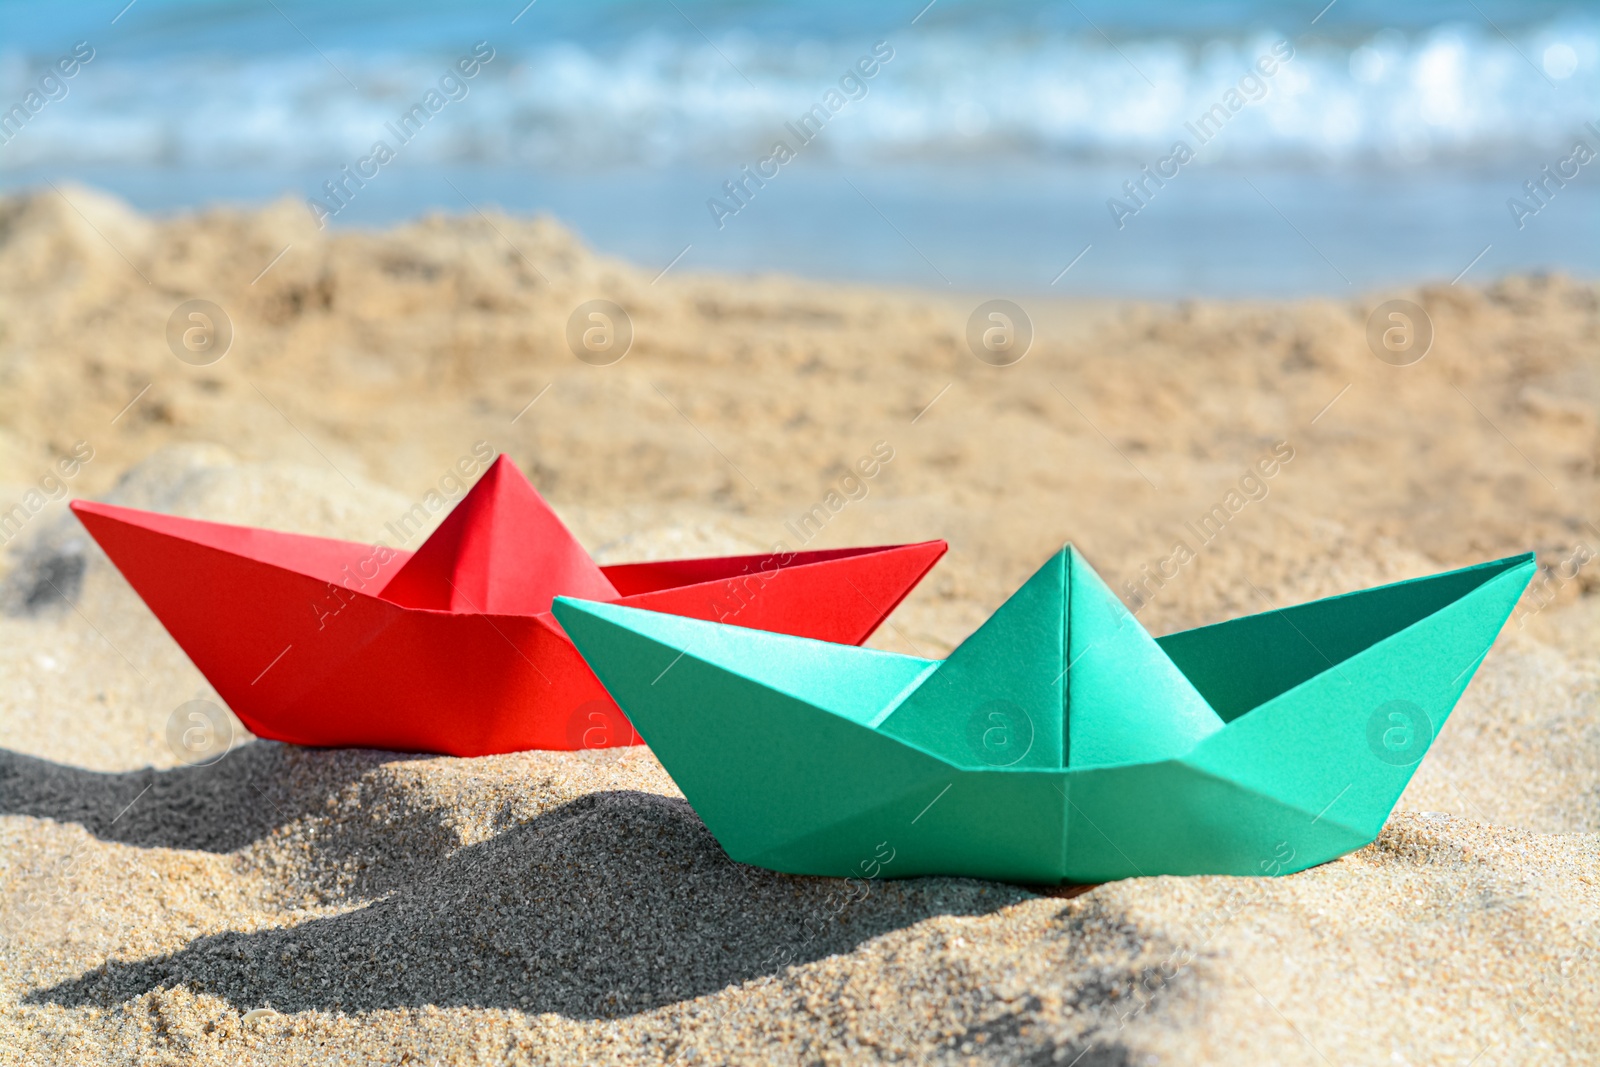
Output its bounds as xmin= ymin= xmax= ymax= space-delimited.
xmin=26 ymin=789 xmax=1030 ymax=1019
xmin=0 ymin=741 xmax=413 ymax=853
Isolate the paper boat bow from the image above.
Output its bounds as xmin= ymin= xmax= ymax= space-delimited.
xmin=553 ymin=546 xmax=1534 ymax=883
xmin=70 ymin=456 xmax=945 ymax=756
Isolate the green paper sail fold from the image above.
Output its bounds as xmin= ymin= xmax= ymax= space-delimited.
xmin=553 ymin=547 xmax=1534 ymax=883
xmin=875 ymin=549 xmax=1066 ymax=768
xmin=1064 ymin=547 xmax=1224 ymax=768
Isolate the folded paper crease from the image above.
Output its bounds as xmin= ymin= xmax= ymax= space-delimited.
xmin=553 ymin=546 xmax=1534 ymax=882
xmin=71 ymin=455 xmax=947 ymax=756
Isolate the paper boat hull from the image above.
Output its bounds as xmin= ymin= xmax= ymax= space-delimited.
xmin=71 ymin=500 xmax=945 ymax=756
xmin=553 ymin=552 xmax=1534 ymax=882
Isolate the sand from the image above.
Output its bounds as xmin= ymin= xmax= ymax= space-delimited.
xmin=0 ymin=184 xmax=1596 ymax=1065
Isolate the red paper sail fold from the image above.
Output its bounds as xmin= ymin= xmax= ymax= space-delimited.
xmin=379 ymin=456 xmax=620 ymax=613
xmin=70 ymin=456 xmax=945 ymax=756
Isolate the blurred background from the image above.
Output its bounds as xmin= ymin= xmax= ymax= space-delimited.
xmin=3 ymin=11 xmax=1599 ymax=1061
xmin=1 ymin=0 xmax=1595 ymax=296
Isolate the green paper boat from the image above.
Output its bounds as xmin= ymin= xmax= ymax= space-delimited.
xmin=551 ymin=547 xmax=1534 ymax=884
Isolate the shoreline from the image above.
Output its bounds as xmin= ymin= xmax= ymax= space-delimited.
xmin=1 ymin=166 xmax=1595 ymax=298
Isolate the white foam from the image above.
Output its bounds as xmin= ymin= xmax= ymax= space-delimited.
xmin=1 ymin=18 xmax=1595 ymax=171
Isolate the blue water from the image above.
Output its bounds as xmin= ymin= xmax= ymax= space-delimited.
xmin=0 ymin=0 xmax=1595 ymax=295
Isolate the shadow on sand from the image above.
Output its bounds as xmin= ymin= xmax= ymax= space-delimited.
xmin=0 ymin=742 xmax=403 ymax=853
xmin=14 ymin=751 xmax=1028 ymax=1019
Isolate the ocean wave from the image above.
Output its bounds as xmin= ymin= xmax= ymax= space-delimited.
xmin=0 ymin=16 xmax=1594 ymax=171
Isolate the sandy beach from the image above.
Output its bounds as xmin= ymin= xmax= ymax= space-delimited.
xmin=0 ymin=185 xmax=1596 ymax=1065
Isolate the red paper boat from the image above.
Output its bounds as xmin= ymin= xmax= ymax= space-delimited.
xmin=70 ymin=456 xmax=945 ymax=756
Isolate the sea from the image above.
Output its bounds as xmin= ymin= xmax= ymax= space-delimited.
xmin=0 ymin=0 xmax=1595 ymax=296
